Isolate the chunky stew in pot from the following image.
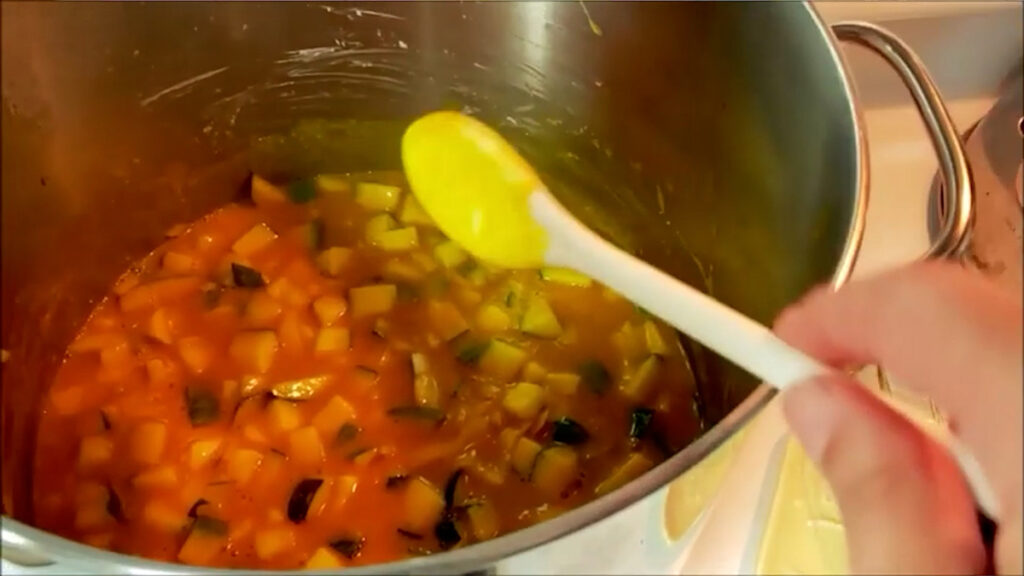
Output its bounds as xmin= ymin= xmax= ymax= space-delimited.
xmin=33 ymin=173 xmax=701 ymax=569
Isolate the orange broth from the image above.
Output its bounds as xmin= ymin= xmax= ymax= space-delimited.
xmin=32 ymin=172 xmax=701 ymax=569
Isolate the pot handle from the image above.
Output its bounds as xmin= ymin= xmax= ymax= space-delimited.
xmin=833 ymin=21 xmax=973 ymax=259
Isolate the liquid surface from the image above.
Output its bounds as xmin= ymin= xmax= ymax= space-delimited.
xmin=34 ymin=172 xmax=700 ymax=569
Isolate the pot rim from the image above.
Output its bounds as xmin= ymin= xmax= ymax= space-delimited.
xmin=0 ymin=2 xmax=868 ymax=573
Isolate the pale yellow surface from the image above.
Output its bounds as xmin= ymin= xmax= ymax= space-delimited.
xmin=401 ymin=111 xmax=549 ymax=269
xmin=663 ymin=426 xmax=749 ymax=541
xmin=756 ymin=381 xmax=947 ymax=575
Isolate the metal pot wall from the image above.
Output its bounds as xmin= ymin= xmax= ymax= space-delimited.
xmin=0 ymin=2 xmax=970 ymax=573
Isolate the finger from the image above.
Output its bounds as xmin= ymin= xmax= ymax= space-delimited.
xmin=782 ymin=374 xmax=986 ymax=575
xmin=774 ymin=261 xmax=1023 ymax=516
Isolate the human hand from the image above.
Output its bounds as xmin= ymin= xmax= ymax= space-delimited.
xmin=774 ymin=261 xmax=1022 ymax=575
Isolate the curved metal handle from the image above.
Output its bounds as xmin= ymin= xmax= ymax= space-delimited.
xmin=834 ymin=21 xmax=974 ymax=259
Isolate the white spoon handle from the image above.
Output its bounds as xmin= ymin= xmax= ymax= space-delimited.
xmin=531 ymin=191 xmax=826 ymax=390
xmin=529 ymin=190 xmax=1001 ymax=519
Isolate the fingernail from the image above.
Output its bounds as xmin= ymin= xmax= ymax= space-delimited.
xmin=781 ymin=377 xmax=840 ymax=464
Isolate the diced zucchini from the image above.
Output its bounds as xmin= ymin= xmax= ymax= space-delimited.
xmin=131 ymin=421 xmax=168 ymax=465
xmin=612 ymin=322 xmax=645 ymax=362
xmin=521 ymin=361 xmax=547 ymax=383
xmin=178 ymin=520 xmax=227 ymax=565
xmin=277 ymin=309 xmax=315 ymax=352
xmin=287 ymin=478 xmax=324 ymax=523
xmin=510 ymin=437 xmax=543 ymax=479
xmin=411 ymin=354 xmax=441 ymax=408
xmin=539 ymin=267 xmax=593 ymax=287
xmin=464 ymin=265 xmax=489 ymax=287
xmin=68 ymin=330 xmax=126 ymax=352
xmin=478 ymin=339 xmax=528 ymax=380
xmin=499 ymin=428 xmax=522 ymax=454
xmin=355 ymin=182 xmax=402 ymax=212
xmin=411 ymin=251 xmax=438 ymax=273
xmin=185 ymin=386 xmax=220 ymax=426
xmin=629 ymin=407 xmax=655 ymax=440
xmin=189 ymin=439 xmax=222 ymax=469
xmin=286 ymin=179 xmax=317 ymax=204
xmin=229 ymin=331 xmax=279 ymax=374
xmin=498 ymin=280 xmax=525 ymax=311
xmin=348 ymin=446 xmax=379 ymax=466
xmin=316 ymin=247 xmax=353 ymax=278
xmin=578 ymin=360 xmax=611 ymax=395
xmin=428 ymin=301 xmax=469 ymax=342
xmin=398 ymin=193 xmax=434 ymax=226
xmin=232 ymin=223 xmax=278 ymax=257
xmin=78 ymin=435 xmax=114 ymax=469
xmin=476 ymin=304 xmax=512 ymax=333
xmin=594 ymin=452 xmax=654 ymax=496
xmin=619 ymin=355 xmax=661 ymax=402
xmin=551 ymin=418 xmax=589 ymax=445
xmin=245 ymin=292 xmax=283 ymax=328
xmin=433 ymin=240 xmax=468 ymax=269
xmin=454 ymin=337 xmax=490 ymax=364
xmin=141 ymin=501 xmax=184 ymax=533
xmin=331 ymin=536 xmax=365 ymax=560
xmin=373 ymin=227 xmax=419 ymax=252
xmin=133 ymin=465 xmax=179 ymax=489
xmin=267 ymin=276 xmax=310 ymax=308
xmin=435 ymin=519 xmax=461 ymax=550
xmin=311 ymin=395 xmax=357 ymax=437
xmin=251 ymin=175 xmax=288 ymax=206
xmin=119 ymin=276 xmax=202 ymax=312
xmin=148 ymin=308 xmax=175 ymax=344
xmin=315 ymin=327 xmax=351 ymax=354
xmin=288 ymin=426 xmax=325 ymax=468
xmin=413 ymin=371 xmax=441 ymax=407
xmin=381 ymin=259 xmax=424 ymax=283
xmin=643 ymin=320 xmax=670 ymax=356
xmin=306 ymin=476 xmax=334 ymax=518
xmin=402 ymin=477 xmax=445 ymax=533
xmin=226 ymin=449 xmax=263 ymax=484
xmin=544 ymin=372 xmax=581 ymax=395
xmin=315 ymin=174 xmax=350 ymax=196
xmin=267 ymin=399 xmax=302 ymax=432
xmin=297 ymin=218 xmax=325 ymax=252
xmin=364 ymin=213 xmax=398 ymax=242
xmin=178 ymin=336 xmax=214 ymax=374
xmin=387 ymin=405 xmax=445 ymax=423
xmin=312 ymin=296 xmax=347 ymax=326
xmin=394 ymin=282 xmax=420 ymax=303
xmin=502 ymin=382 xmax=546 ymax=420
xmin=305 ymin=546 xmax=345 ymax=569
xmin=520 ymin=295 xmax=562 ymax=338
xmin=532 ymin=445 xmax=579 ymax=497
xmin=254 ymin=526 xmax=296 ymax=560
xmin=271 ymin=374 xmax=332 ymax=400
xmin=353 ymin=365 xmax=380 ymax=384
xmin=411 ymin=352 xmax=430 ymax=376
xmin=466 ymin=501 xmax=500 ymax=541
xmin=162 ymin=251 xmax=200 ymax=275
xmin=349 ymin=284 xmax=397 ymax=318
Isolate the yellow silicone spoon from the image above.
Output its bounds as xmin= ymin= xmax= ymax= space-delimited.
xmin=401 ymin=110 xmax=998 ymax=517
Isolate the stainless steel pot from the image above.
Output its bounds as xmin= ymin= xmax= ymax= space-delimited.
xmin=0 ymin=2 xmax=971 ymax=574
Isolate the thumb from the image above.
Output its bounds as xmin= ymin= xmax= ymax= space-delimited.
xmin=781 ymin=375 xmax=987 ymax=575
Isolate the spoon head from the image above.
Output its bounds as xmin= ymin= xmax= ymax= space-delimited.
xmin=401 ymin=111 xmax=549 ymax=269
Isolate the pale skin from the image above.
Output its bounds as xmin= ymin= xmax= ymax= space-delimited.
xmin=774 ymin=261 xmax=1022 ymax=575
